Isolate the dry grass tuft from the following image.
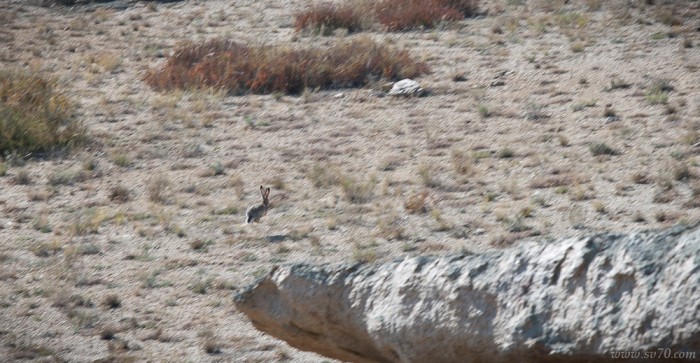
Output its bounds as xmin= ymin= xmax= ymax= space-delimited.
xmin=530 ymin=171 xmax=587 ymax=189
xmin=48 ymin=168 xmax=80 ymax=186
xmin=0 ymin=70 xmax=85 ymax=157
xmin=102 ymin=294 xmax=121 ymax=309
xmin=491 ymin=230 xmax=539 ymax=248
xmin=289 ymin=225 xmax=314 ymax=241
xmin=110 ymin=185 xmax=131 ymax=203
xmin=199 ymin=330 xmax=223 ymax=355
xmin=671 ymin=163 xmax=694 ymax=181
xmin=203 ymin=338 xmax=222 ymax=354
xmin=148 ymin=174 xmax=170 ymax=203
xmin=352 ymin=242 xmax=379 ymax=263
xmin=340 ymin=174 xmax=376 ymax=203
xmin=145 ymin=37 xmax=429 ymax=95
xmin=100 ymin=325 xmax=118 ymax=340
xmin=376 ymin=214 xmax=405 ymax=240
xmin=631 ymin=171 xmax=650 ymax=184
xmin=450 ymin=149 xmax=473 ymax=175
xmin=684 ymin=182 xmax=700 ymax=208
xmin=404 ymin=189 xmax=430 ymax=214
xmin=42 ymin=0 xmax=78 ymax=6
xmin=190 ymin=239 xmax=211 ymax=251
xmin=307 ymin=162 xmax=340 ymax=188
xmin=418 ymin=162 xmax=438 ymax=187
xmin=13 ymin=169 xmax=31 ymax=185
xmin=229 ymin=175 xmax=245 ymax=200
xmin=653 ymin=179 xmax=677 ymax=204
xmin=589 ymin=142 xmax=619 ymax=156
xmin=6 ymin=337 xmax=57 ymax=360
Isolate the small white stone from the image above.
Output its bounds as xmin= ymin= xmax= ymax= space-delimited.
xmin=388 ymin=79 xmax=425 ymax=97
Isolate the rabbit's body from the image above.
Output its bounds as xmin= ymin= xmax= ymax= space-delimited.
xmin=246 ymin=204 xmax=267 ymax=223
xmin=246 ymin=186 xmax=270 ymax=224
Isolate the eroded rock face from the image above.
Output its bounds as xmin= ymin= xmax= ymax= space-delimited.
xmin=234 ymin=226 xmax=700 ymax=363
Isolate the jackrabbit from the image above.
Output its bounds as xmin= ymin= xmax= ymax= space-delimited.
xmin=246 ymin=185 xmax=270 ymax=224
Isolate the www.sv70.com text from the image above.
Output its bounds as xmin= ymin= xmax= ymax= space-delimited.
xmin=611 ymin=349 xmax=695 ymax=359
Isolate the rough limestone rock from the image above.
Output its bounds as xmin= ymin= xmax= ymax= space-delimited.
xmin=388 ymin=79 xmax=425 ymax=97
xmin=234 ymin=226 xmax=700 ymax=363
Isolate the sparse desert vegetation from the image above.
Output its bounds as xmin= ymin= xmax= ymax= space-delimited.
xmin=1 ymin=0 xmax=699 ymax=361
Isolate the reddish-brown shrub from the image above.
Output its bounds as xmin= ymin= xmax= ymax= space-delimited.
xmin=375 ymin=0 xmax=464 ymax=31
xmin=294 ymin=2 xmax=368 ymax=33
xmin=144 ymin=37 xmax=430 ymax=94
xmin=294 ymin=0 xmax=479 ymax=33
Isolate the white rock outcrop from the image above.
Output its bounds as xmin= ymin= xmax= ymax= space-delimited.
xmin=235 ymin=226 xmax=700 ymax=362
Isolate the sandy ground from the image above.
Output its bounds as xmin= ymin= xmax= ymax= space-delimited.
xmin=1 ymin=0 xmax=699 ymax=361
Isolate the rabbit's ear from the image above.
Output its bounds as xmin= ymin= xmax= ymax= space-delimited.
xmin=264 ymin=187 xmax=271 ymax=200
xmin=259 ymin=185 xmax=264 ymax=198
